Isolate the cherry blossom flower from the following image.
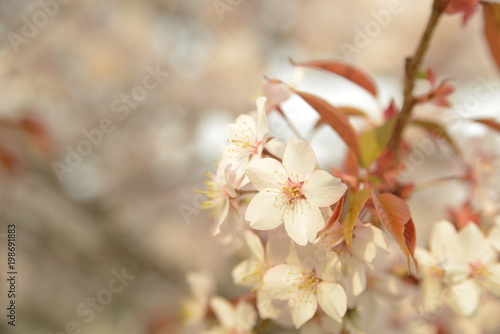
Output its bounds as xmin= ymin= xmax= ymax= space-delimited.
xmin=231 ymin=231 xmax=282 ymax=319
xmin=262 ymin=245 xmax=347 ymax=329
xmin=197 ymin=162 xmax=241 ymax=235
xmin=222 ymin=97 xmax=269 ymax=183
xmin=204 ymin=296 xmax=257 ymax=334
xmin=181 ymin=272 xmax=215 ymax=330
xmin=416 ymin=220 xmax=500 ymax=316
xmin=245 ymin=138 xmax=347 ymax=245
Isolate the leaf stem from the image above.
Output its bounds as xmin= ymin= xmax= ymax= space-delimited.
xmin=388 ymin=0 xmax=449 ymax=154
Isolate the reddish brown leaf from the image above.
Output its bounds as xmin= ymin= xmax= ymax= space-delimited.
xmin=293 ymin=89 xmax=360 ymax=156
xmin=371 ymin=192 xmax=417 ymax=270
xmin=483 ymin=3 xmax=500 ymax=71
xmin=290 ymin=59 xmax=378 ymax=97
xmin=314 ymin=106 xmax=369 ymax=130
xmin=445 ymin=0 xmax=478 ymax=14
xmin=472 ymin=118 xmax=500 ymax=132
xmin=325 ymin=193 xmax=348 ymax=231
xmin=404 ymin=218 xmax=418 ymax=271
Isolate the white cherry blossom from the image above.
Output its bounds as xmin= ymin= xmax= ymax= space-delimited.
xmin=245 ymin=138 xmax=347 ymax=245
xmin=222 ymin=96 xmax=269 ymax=183
xmin=204 ymin=296 xmax=257 ymax=334
xmin=262 ymin=245 xmax=347 ymax=328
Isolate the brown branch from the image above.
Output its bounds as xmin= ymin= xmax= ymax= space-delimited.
xmin=388 ymin=0 xmax=450 ymax=154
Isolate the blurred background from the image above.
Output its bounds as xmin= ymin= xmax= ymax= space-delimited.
xmin=0 ymin=0 xmax=499 ymax=333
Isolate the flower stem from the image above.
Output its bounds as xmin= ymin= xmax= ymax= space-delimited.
xmin=388 ymin=0 xmax=449 ymax=154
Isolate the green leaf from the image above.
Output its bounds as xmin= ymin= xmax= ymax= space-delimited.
xmin=341 ymin=189 xmax=370 ymax=247
xmin=358 ymin=118 xmax=396 ymax=168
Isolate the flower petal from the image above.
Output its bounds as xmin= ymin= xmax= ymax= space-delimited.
xmin=317 ymin=282 xmax=347 ymax=322
xmin=458 ymin=223 xmax=495 ymax=263
xmin=483 ymin=263 xmax=500 ymax=297
xmin=235 ymin=301 xmax=257 ymax=331
xmin=284 ymin=201 xmax=325 ymax=246
xmin=488 ymin=223 xmax=500 ymax=252
xmin=245 ymin=230 xmax=265 ymax=263
xmin=303 ymin=170 xmax=346 ymax=207
xmin=246 ymin=158 xmax=287 ymax=191
xmin=430 ymin=220 xmax=461 ymax=258
xmin=290 ymin=290 xmax=317 ymax=328
xmin=262 ymin=264 xmax=300 ymax=300
xmin=283 ymin=138 xmax=316 ymax=181
xmin=210 ymin=296 xmax=236 ymax=328
xmin=448 ymin=279 xmax=481 ymax=316
xmin=257 ymin=290 xmax=281 ymax=319
xmin=245 ymin=190 xmax=284 ymax=231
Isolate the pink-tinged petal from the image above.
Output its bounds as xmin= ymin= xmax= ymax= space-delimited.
xmin=245 ymin=190 xmax=284 ymax=231
xmin=458 ymin=223 xmax=495 ymax=263
xmin=210 ymin=296 xmax=236 ymax=328
xmin=246 ymin=158 xmax=287 ymax=191
xmin=303 ymin=170 xmax=347 ymax=207
xmin=317 ymin=282 xmax=347 ymax=322
xmin=245 ymin=230 xmax=265 ymax=263
xmin=262 ymin=265 xmax=300 ymax=300
xmin=235 ymin=301 xmax=257 ymax=331
xmin=448 ymin=279 xmax=481 ymax=316
xmin=284 ymin=201 xmax=325 ymax=246
xmin=283 ymin=138 xmax=317 ymax=180
xmin=290 ymin=290 xmax=317 ymax=329
xmin=430 ymin=220 xmax=461 ymax=258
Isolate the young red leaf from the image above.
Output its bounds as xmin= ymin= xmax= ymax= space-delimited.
xmin=383 ymin=100 xmax=399 ymax=120
xmin=472 ymin=118 xmax=500 ymax=132
xmin=325 ymin=193 xmax=348 ymax=231
xmin=293 ymin=89 xmax=360 ymax=156
xmin=483 ymin=3 xmax=500 ymax=71
xmin=342 ymin=189 xmax=370 ymax=247
xmin=445 ymin=0 xmax=478 ymax=14
xmin=371 ymin=192 xmax=417 ymax=270
xmin=290 ymin=58 xmax=378 ymax=97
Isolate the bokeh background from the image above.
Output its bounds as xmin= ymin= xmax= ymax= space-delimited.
xmin=0 ymin=0 xmax=499 ymax=333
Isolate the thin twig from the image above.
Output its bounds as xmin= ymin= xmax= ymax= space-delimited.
xmin=388 ymin=0 xmax=449 ymax=154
